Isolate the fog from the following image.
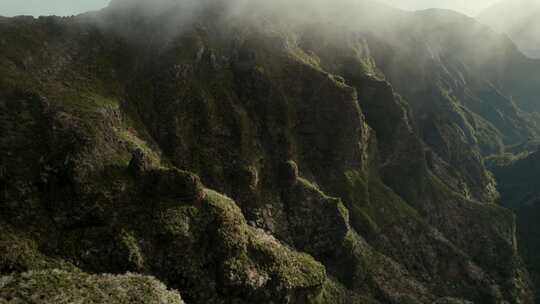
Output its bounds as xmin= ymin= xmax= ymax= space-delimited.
xmin=2 ymin=0 xmax=534 ymax=63
xmin=380 ymin=0 xmax=499 ymax=16
xmin=0 ymin=0 xmax=501 ymax=17
xmin=478 ymin=0 xmax=540 ymax=58
xmin=95 ymin=0 xmax=407 ymax=37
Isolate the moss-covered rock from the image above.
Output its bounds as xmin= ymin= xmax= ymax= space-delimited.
xmin=157 ymin=189 xmax=327 ymax=303
xmin=283 ymin=178 xmax=350 ymax=258
xmin=0 ymin=225 xmax=70 ymax=274
xmin=142 ymin=168 xmax=206 ymax=203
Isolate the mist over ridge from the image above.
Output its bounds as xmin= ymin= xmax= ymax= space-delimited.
xmin=479 ymin=0 xmax=540 ymax=58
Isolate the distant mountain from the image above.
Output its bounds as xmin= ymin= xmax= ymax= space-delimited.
xmin=478 ymin=0 xmax=540 ymax=59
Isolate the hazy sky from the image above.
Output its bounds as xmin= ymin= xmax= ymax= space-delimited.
xmin=380 ymin=0 xmax=501 ymax=15
xmin=0 ymin=0 xmax=110 ymax=17
xmin=0 ymin=0 xmax=501 ymax=17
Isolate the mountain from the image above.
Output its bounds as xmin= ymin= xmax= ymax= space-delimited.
xmin=478 ymin=0 xmax=540 ymax=59
xmin=1 ymin=0 xmax=539 ymax=303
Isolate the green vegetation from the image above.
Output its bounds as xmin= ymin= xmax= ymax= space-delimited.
xmin=0 ymin=270 xmax=185 ymax=304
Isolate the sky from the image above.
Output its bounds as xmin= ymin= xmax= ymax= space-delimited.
xmin=0 ymin=0 xmax=501 ymax=17
xmin=0 ymin=0 xmax=110 ymax=17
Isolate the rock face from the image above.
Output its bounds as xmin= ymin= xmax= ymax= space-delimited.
xmin=0 ymin=0 xmax=539 ymax=303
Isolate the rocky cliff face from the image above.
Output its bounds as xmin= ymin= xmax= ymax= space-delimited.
xmin=0 ymin=1 xmax=539 ymax=303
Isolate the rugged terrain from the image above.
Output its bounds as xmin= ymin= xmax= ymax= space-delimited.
xmin=1 ymin=0 xmax=540 ymax=303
